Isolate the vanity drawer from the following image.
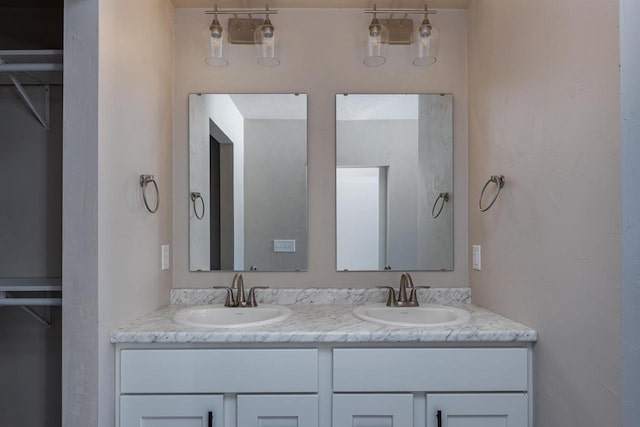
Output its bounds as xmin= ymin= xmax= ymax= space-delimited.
xmin=120 ymin=349 xmax=318 ymax=393
xmin=333 ymin=348 xmax=528 ymax=392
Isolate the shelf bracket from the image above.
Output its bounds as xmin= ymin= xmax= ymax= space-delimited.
xmin=19 ymin=306 xmax=52 ymax=328
xmin=7 ymin=73 xmax=50 ymax=130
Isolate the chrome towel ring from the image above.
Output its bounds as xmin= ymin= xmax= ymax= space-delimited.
xmin=479 ymin=175 xmax=505 ymax=212
xmin=191 ymin=192 xmax=205 ymax=220
xmin=432 ymin=192 xmax=450 ymax=219
xmin=140 ymin=174 xmax=159 ymax=214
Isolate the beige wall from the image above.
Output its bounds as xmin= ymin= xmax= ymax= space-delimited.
xmin=173 ymin=8 xmax=469 ymax=288
xmin=97 ymin=0 xmax=175 ymax=425
xmin=467 ymin=1 xmax=621 ymax=426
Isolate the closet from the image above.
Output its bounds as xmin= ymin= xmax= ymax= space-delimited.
xmin=0 ymin=2 xmax=63 ymax=427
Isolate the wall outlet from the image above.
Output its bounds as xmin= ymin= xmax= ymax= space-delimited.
xmin=161 ymin=244 xmax=170 ymax=271
xmin=274 ymin=240 xmax=296 ymax=253
xmin=472 ymin=245 xmax=481 ymax=271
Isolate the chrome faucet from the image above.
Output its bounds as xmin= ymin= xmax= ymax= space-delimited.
xmin=213 ymin=273 xmax=268 ymax=307
xmin=378 ymin=273 xmax=431 ymax=307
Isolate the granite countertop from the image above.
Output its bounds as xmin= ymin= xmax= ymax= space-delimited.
xmin=111 ymin=288 xmax=537 ymax=344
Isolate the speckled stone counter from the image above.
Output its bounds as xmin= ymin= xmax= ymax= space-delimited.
xmin=111 ymin=288 xmax=537 ymax=344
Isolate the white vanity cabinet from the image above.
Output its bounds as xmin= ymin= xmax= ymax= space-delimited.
xmin=426 ymin=394 xmax=528 ymax=427
xmin=237 ymin=395 xmax=319 ymax=427
xmin=117 ymin=348 xmax=320 ymax=427
xmin=120 ymin=395 xmax=223 ymax=427
xmin=331 ymin=347 xmax=531 ymax=427
xmin=116 ymin=345 xmax=532 ymax=427
xmin=332 ymin=393 xmax=414 ymax=427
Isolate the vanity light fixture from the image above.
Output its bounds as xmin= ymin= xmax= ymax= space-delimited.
xmin=413 ymin=6 xmax=439 ymax=66
xmin=365 ymin=5 xmax=390 ymax=67
xmin=363 ymin=4 xmax=439 ymax=67
xmin=205 ymin=5 xmax=280 ymax=67
xmin=206 ymin=6 xmax=228 ymax=67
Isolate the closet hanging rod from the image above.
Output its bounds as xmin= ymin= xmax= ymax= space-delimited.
xmin=0 ymin=62 xmax=63 ymax=73
xmin=0 ymin=298 xmax=62 ymax=307
xmin=0 ymin=277 xmax=61 ymax=288
xmin=0 ymin=278 xmax=62 ymax=307
xmin=0 ymin=50 xmax=62 ymax=129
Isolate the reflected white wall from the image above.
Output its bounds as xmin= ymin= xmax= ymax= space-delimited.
xmin=189 ymin=94 xmax=244 ymax=270
xmin=337 ymin=168 xmax=384 ymax=270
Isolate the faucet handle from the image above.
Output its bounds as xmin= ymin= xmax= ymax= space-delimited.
xmin=408 ymin=286 xmax=431 ymax=305
xmin=377 ymin=286 xmax=398 ymax=307
xmin=212 ymin=286 xmax=236 ymax=307
xmin=247 ymin=286 xmax=269 ymax=307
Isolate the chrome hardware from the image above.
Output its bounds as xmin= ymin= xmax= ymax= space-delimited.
xmin=432 ymin=192 xmax=449 ymax=219
xmin=479 ymin=175 xmax=505 ymax=212
xmin=211 ymin=286 xmax=236 ymax=307
xmin=376 ymin=286 xmax=398 ymax=306
xmin=191 ymin=192 xmax=205 ymax=219
xmin=140 ymin=174 xmax=160 ymax=213
xmin=378 ymin=273 xmax=430 ymax=307
xmin=409 ymin=286 xmax=432 ymax=304
xmin=397 ymin=272 xmax=414 ymax=305
xmin=213 ymin=274 xmax=269 ymax=307
xmin=247 ymin=286 xmax=268 ymax=307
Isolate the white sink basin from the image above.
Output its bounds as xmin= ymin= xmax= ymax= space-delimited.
xmin=173 ymin=304 xmax=293 ymax=328
xmin=353 ymin=303 xmax=471 ymax=327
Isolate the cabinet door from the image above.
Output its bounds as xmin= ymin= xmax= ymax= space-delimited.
xmin=333 ymin=394 xmax=413 ymax=427
xmin=237 ymin=394 xmax=318 ymax=427
xmin=427 ymin=394 xmax=528 ymax=427
xmin=120 ymin=395 xmax=224 ymax=427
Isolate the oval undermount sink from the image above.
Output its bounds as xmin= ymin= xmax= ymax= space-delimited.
xmin=353 ymin=303 xmax=471 ymax=327
xmin=173 ymin=304 xmax=293 ymax=328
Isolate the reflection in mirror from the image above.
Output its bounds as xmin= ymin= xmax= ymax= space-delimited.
xmin=189 ymin=94 xmax=307 ymax=272
xmin=336 ymin=94 xmax=453 ymax=271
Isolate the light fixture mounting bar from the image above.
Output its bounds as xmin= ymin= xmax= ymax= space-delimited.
xmin=206 ymin=9 xmax=278 ymax=16
xmin=227 ymin=18 xmax=265 ymax=44
xmin=383 ymin=19 xmax=414 ymax=45
xmin=364 ymin=9 xmax=436 ymax=15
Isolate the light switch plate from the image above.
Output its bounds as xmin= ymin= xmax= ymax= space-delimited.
xmin=274 ymin=240 xmax=296 ymax=253
xmin=472 ymin=245 xmax=481 ymax=271
xmin=161 ymin=244 xmax=170 ymax=271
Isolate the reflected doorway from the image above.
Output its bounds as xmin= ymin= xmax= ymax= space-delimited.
xmin=336 ymin=167 xmax=388 ymax=271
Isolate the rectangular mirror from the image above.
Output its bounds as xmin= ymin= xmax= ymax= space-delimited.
xmin=336 ymin=94 xmax=453 ymax=271
xmin=189 ymin=94 xmax=307 ymax=272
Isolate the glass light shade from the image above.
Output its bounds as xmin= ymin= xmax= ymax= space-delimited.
xmin=206 ymin=17 xmax=228 ymax=67
xmin=364 ymin=18 xmax=389 ymax=67
xmin=412 ymin=20 xmax=439 ymax=66
xmin=254 ymin=18 xmax=280 ymax=67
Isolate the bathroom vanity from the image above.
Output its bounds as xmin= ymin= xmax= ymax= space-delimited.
xmin=112 ymin=288 xmax=536 ymax=427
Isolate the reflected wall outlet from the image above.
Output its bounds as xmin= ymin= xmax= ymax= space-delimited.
xmin=472 ymin=245 xmax=481 ymax=271
xmin=161 ymin=244 xmax=170 ymax=271
xmin=274 ymin=240 xmax=296 ymax=253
